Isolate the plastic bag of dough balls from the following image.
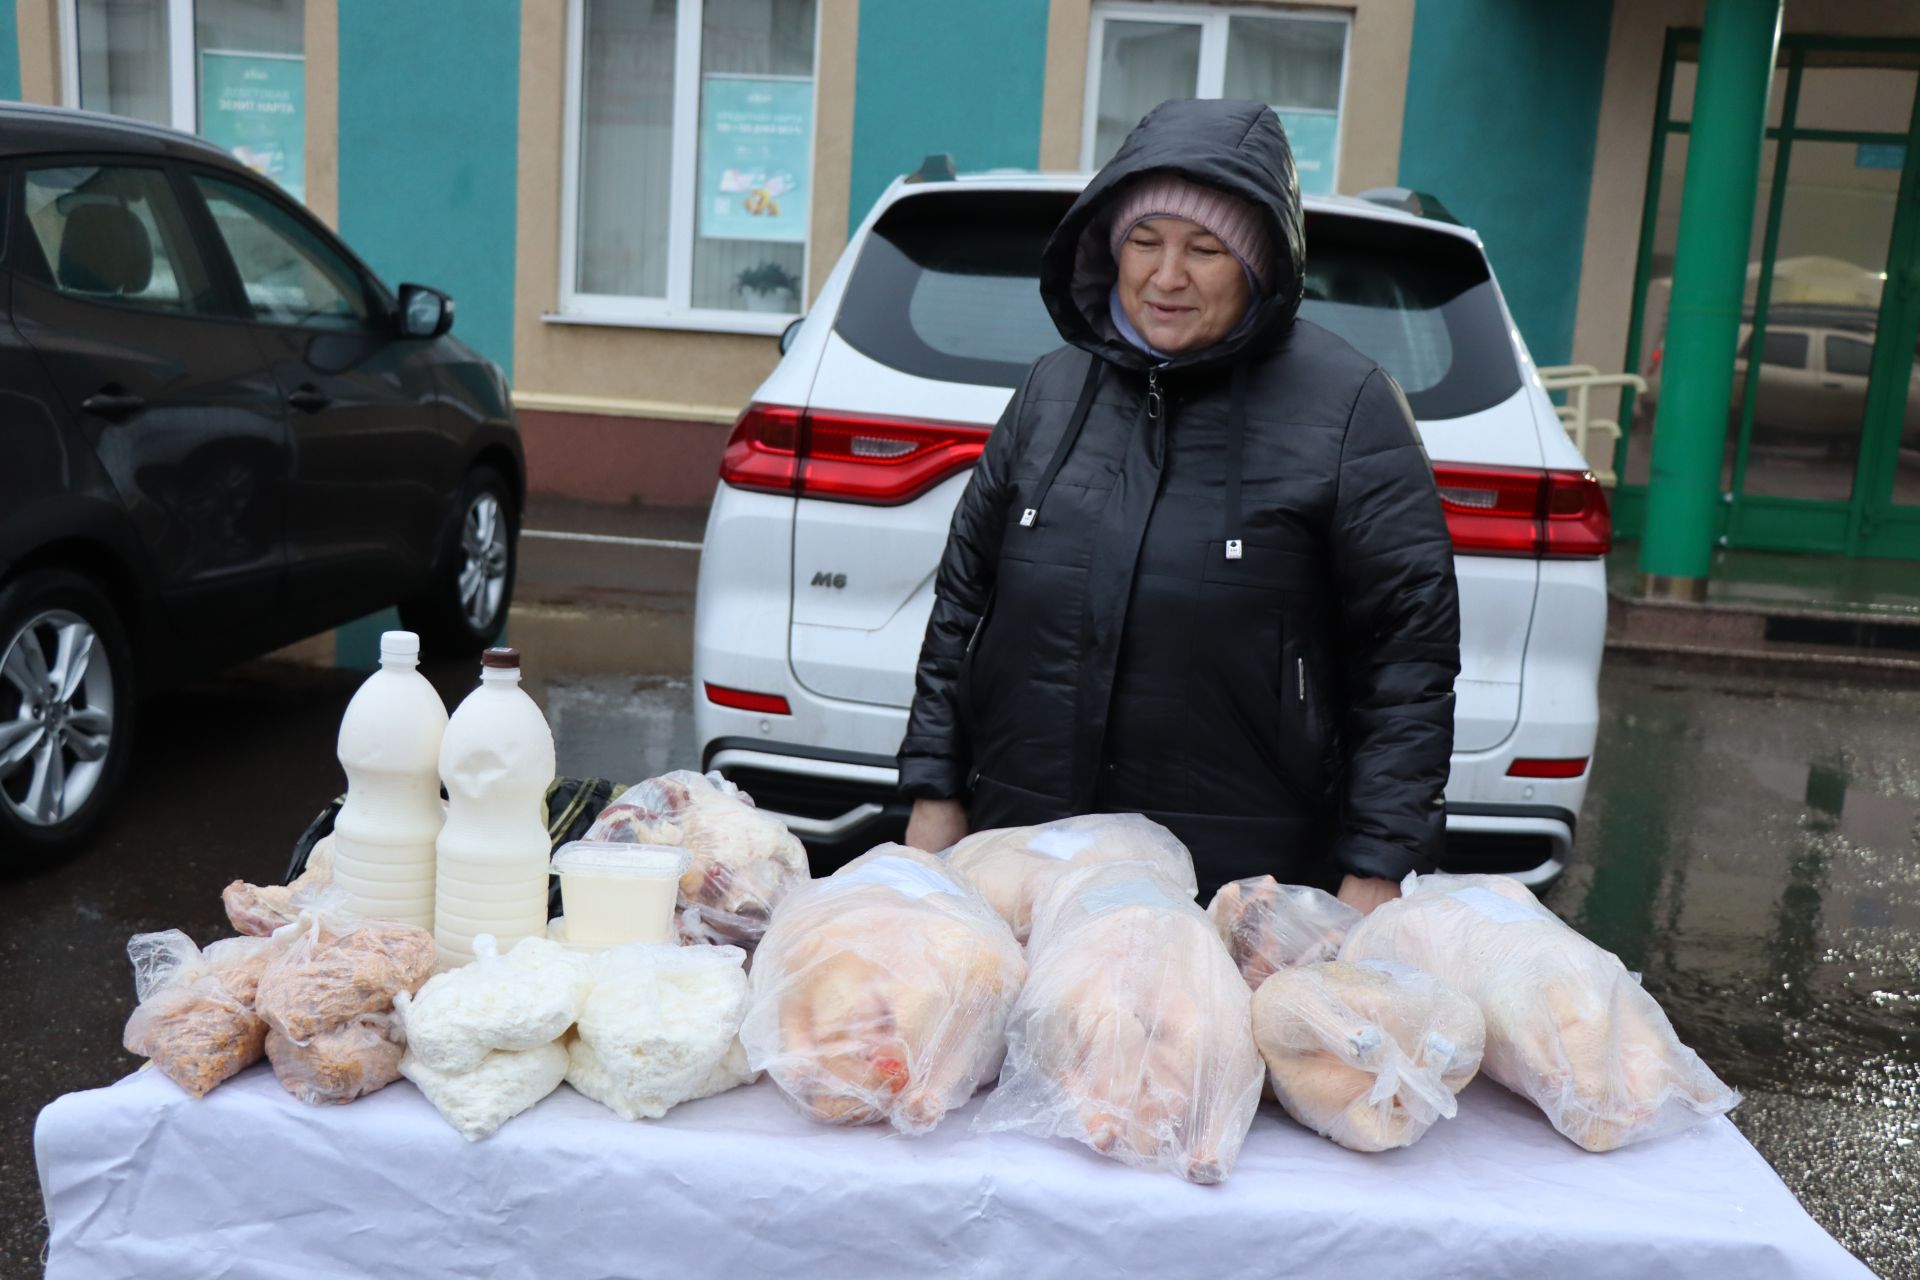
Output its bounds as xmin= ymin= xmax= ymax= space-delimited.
xmin=397 ymin=934 xmax=590 ymax=1074
xmin=585 ymin=770 xmax=809 ymax=951
xmin=1339 ymin=873 xmax=1741 ymax=1151
xmin=401 ymin=1040 xmax=571 ymax=1141
xmin=740 ymin=845 xmax=1026 ymax=1134
xmin=122 ymin=930 xmax=278 ymax=1097
xmin=974 ymin=862 xmax=1263 ymax=1183
xmin=1208 ymin=876 xmax=1362 ymax=990
xmin=253 ymin=907 xmax=438 ymax=1045
xmin=566 ymin=943 xmax=755 ymax=1121
xmin=944 ymin=813 xmax=1198 ymax=943
xmin=265 ymin=1012 xmax=404 ymax=1104
xmin=1251 ymin=960 xmax=1484 ymax=1152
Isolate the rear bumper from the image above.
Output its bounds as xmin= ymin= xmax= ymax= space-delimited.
xmin=704 ymin=736 xmax=1576 ymax=883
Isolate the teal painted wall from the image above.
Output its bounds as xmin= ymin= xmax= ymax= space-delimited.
xmin=1398 ymin=0 xmax=1614 ymax=367
xmin=336 ymin=0 xmax=519 ymax=375
xmin=0 ymin=1 xmax=20 ymax=100
xmin=847 ymin=0 xmax=1051 ymax=232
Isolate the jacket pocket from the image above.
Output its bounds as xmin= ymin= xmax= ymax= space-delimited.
xmin=1279 ymin=638 xmax=1331 ymax=806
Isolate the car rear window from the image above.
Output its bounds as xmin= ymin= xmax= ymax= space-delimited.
xmin=833 ymin=189 xmax=1522 ymax=419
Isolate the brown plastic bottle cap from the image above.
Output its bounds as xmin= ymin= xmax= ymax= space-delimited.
xmin=481 ymin=646 xmax=520 ymax=670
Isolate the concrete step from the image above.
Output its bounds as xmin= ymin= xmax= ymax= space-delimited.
xmin=1607 ymin=592 xmax=1920 ymax=680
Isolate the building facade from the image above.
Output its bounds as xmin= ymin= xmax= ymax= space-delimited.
xmin=7 ymin=0 xmax=1919 ymax=568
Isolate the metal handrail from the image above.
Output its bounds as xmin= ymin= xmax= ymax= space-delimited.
xmin=1537 ymin=368 xmax=1648 ymax=488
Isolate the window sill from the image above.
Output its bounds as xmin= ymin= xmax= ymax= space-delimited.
xmin=542 ymin=307 xmax=798 ymax=336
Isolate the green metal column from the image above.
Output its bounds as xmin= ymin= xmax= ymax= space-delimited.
xmin=1636 ymin=0 xmax=1782 ymax=600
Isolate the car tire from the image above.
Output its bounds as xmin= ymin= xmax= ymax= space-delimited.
xmin=400 ymin=466 xmax=518 ymax=659
xmin=0 ymin=568 xmax=137 ymax=868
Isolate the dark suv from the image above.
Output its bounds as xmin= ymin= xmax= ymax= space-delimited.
xmin=0 ymin=105 xmax=524 ymax=861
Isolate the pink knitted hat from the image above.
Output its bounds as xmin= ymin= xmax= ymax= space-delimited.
xmin=1107 ymin=172 xmax=1273 ymax=289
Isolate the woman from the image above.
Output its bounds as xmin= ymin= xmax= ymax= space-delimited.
xmin=898 ymin=99 xmax=1460 ymax=913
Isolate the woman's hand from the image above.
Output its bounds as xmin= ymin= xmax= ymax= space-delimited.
xmin=1336 ymin=874 xmax=1402 ymax=916
xmin=904 ymin=799 xmax=968 ymax=853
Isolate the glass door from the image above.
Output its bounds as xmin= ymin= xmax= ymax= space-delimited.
xmin=1618 ymin=35 xmax=1920 ymax=559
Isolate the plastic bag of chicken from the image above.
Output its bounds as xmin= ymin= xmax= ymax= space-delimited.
xmin=1339 ymin=873 xmax=1740 ymax=1151
xmin=122 ymin=930 xmax=278 ymax=1097
xmin=739 ymin=845 xmax=1026 ymax=1135
xmin=943 ymin=813 xmax=1197 ymax=943
xmin=586 ymin=770 xmax=809 ymax=952
xmin=975 ymin=862 xmax=1263 ymax=1183
xmin=1252 ymin=960 xmax=1484 ymax=1152
xmin=1208 ymin=876 xmax=1361 ymax=991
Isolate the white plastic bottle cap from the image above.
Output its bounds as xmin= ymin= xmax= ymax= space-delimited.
xmin=380 ymin=630 xmax=422 ymax=661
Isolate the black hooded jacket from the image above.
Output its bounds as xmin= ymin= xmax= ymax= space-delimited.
xmin=898 ymin=99 xmax=1461 ymax=895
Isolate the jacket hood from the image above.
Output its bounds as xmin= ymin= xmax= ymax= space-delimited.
xmin=1040 ymin=98 xmax=1306 ymax=373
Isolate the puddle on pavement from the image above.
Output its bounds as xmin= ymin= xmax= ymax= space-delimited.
xmin=1542 ymin=663 xmax=1920 ymax=1271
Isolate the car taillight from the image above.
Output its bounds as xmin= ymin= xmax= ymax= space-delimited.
xmin=1507 ymin=757 xmax=1590 ymax=779
xmin=719 ymin=403 xmax=990 ymax=506
xmin=1433 ymin=465 xmax=1611 ymax=559
xmin=704 ymin=683 xmax=792 ymax=715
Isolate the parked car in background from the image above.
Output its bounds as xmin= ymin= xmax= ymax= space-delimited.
xmin=694 ymin=165 xmax=1610 ymax=882
xmin=1638 ymin=304 xmax=1919 ymax=450
xmin=0 ymin=105 xmax=523 ymax=863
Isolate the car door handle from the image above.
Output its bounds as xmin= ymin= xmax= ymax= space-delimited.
xmin=80 ymin=388 xmax=145 ymax=419
xmin=287 ymin=386 xmax=332 ymax=413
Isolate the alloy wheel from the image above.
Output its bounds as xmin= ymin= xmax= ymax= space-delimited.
xmin=0 ymin=610 xmax=114 ymax=828
xmin=458 ymin=493 xmax=510 ymax=632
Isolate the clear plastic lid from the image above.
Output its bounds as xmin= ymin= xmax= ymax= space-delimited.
xmin=550 ymin=840 xmax=688 ymax=880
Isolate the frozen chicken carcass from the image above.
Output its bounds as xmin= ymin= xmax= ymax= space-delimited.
xmin=402 ymin=1039 xmax=570 ymax=1141
xmin=1209 ymin=877 xmax=1361 ymax=990
xmin=265 ymin=1013 xmax=404 ymax=1104
xmin=586 ymin=771 xmax=809 ymax=950
xmin=944 ymin=813 xmax=1198 ymax=942
xmin=566 ymin=944 xmax=755 ymax=1122
xmin=254 ymin=911 xmax=438 ymax=1045
xmin=221 ymin=836 xmax=337 ymax=938
xmin=398 ymin=935 xmax=590 ymax=1075
xmin=975 ymin=863 xmax=1262 ymax=1183
xmin=741 ymin=846 xmax=1026 ymax=1134
xmin=1252 ymin=960 xmax=1484 ymax=1152
xmin=122 ymin=930 xmax=278 ymax=1098
xmin=1340 ymin=873 xmax=1740 ymax=1151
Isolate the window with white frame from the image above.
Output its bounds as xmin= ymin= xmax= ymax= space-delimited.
xmin=62 ymin=0 xmax=309 ymax=201
xmin=561 ymin=0 xmax=818 ymax=332
xmin=1082 ymin=3 xmax=1349 ymax=196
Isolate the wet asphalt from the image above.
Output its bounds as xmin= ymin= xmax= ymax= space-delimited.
xmin=3 ymin=640 xmax=1916 ymax=1276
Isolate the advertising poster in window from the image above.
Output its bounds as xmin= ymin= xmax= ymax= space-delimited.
xmin=200 ymin=50 xmax=307 ymax=202
xmin=698 ymin=74 xmax=811 ymax=243
xmin=1277 ymin=110 xmax=1337 ymax=196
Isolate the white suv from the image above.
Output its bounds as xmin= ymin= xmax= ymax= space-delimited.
xmin=693 ymin=170 xmax=1608 ymax=883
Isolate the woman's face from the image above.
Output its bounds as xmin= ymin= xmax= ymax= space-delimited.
xmin=1116 ymin=216 xmax=1252 ymax=354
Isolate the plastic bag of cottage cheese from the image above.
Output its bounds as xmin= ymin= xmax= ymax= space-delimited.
xmin=566 ymin=943 xmax=756 ymax=1121
xmin=401 ymin=1038 xmax=571 ymax=1141
xmin=397 ymin=934 xmax=591 ymax=1074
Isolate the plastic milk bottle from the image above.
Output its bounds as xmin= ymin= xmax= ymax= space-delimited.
xmin=434 ymin=647 xmax=556 ymax=966
xmin=329 ymin=630 xmax=449 ymax=928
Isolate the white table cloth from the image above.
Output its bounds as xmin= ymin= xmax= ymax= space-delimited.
xmin=37 ymin=1066 xmax=1867 ymax=1280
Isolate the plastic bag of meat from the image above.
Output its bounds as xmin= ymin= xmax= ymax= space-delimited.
xmin=222 ymin=836 xmax=336 ymax=937
xmin=122 ymin=930 xmax=278 ymax=1098
xmin=1340 ymin=873 xmax=1741 ymax=1151
xmin=567 ymin=943 xmax=755 ymax=1121
xmin=1252 ymin=960 xmax=1484 ymax=1152
xmin=975 ymin=862 xmax=1263 ymax=1183
xmin=253 ymin=907 xmax=438 ymax=1046
xmin=585 ymin=770 xmax=809 ymax=951
xmin=397 ymin=934 xmax=590 ymax=1075
xmin=1209 ymin=876 xmax=1361 ymax=990
xmin=944 ymin=813 xmax=1198 ymax=943
xmin=740 ymin=845 xmax=1026 ymax=1134
xmin=265 ymin=1012 xmax=405 ymax=1105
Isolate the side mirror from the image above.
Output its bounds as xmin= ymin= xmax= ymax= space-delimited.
xmin=398 ymin=283 xmax=455 ymax=339
xmin=779 ymin=316 xmax=803 ymax=355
